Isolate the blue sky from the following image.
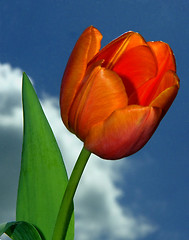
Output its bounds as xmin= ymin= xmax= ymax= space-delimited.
xmin=0 ymin=0 xmax=189 ymax=240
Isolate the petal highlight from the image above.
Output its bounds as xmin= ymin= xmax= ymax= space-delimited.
xmin=69 ymin=66 xmax=128 ymax=139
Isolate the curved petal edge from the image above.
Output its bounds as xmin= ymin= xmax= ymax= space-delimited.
xmin=85 ymin=105 xmax=162 ymax=159
xmin=60 ymin=26 xmax=103 ymax=129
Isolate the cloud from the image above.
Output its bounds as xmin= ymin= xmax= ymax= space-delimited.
xmin=0 ymin=63 xmax=157 ymax=240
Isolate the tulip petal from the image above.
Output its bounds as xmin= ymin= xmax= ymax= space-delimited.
xmin=89 ymin=32 xmax=158 ymax=98
xmin=128 ymin=77 xmax=157 ymax=105
xmin=60 ymin=26 xmax=103 ymax=128
xmin=148 ymin=41 xmax=176 ymax=74
xmin=69 ymin=66 xmax=128 ymax=140
xmin=128 ymin=41 xmax=177 ymax=106
xmin=150 ymin=71 xmax=180 ymax=115
xmin=85 ymin=105 xmax=162 ymax=159
xmin=129 ymin=69 xmax=179 ymax=107
xmin=113 ymin=45 xmax=157 ymax=97
xmin=89 ymin=31 xmax=133 ymax=66
xmin=90 ymin=32 xmax=149 ymax=69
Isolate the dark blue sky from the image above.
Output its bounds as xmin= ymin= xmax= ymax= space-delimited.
xmin=0 ymin=1 xmax=189 ymax=239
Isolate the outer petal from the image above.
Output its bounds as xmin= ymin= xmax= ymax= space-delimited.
xmin=85 ymin=105 xmax=162 ymax=159
xmin=69 ymin=65 xmax=128 ymax=140
xmin=150 ymin=71 xmax=180 ymax=115
xmin=148 ymin=41 xmax=176 ymax=75
xmin=60 ymin=26 xmax=102 ymax=129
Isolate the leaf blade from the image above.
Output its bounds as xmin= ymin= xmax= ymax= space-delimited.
xmin=16 ymin=73 xmax=74 ymax=240
xmin=0 ymin=221 xmax=42 ymax=240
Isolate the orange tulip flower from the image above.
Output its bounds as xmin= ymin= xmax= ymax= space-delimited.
xmin=60 ymin=26 xmax=179 ymax=160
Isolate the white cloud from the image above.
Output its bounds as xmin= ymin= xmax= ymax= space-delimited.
xmin=0 ymin=63 xmax=22 ymax=128
xmin=0 ymin=63 xmax=157 ymax=240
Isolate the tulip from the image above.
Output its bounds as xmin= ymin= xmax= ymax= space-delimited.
xmin=60 ymin=26 xmax=179 ymax=160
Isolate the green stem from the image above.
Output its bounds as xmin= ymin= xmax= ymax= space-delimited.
xmin=52 ymin=146 xmax=91 ymax=240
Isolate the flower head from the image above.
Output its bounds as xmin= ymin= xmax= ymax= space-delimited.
xmin=60 ymin=26 xmax=179 ymax=159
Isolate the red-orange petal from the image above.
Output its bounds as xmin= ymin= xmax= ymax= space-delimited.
xmin=150 ymin=71 xmax=180 ymax=115
xmin=60 ymin=26 xmax=102 ymax=129
xmin=128 ymin=76 xmax=157 ymax=105
xmin=113 ymin=44 xmax=157 ymax=97
xmin=148 ymin=41 xmax=176 ymax=75
xmin=89 ymin=32 xmax=157 ymax=98
xmin=88 ymin=31 xmax=134 ymax=67
xmin=129 ymin=70 xmax=179 ymax=106
xmin=69 ymin=65 xmax=128 ymax=140
xmin=85 ymin=105 xmax=162 ymax=159
xmin=89 ymin=32 xmax=152 ymax=70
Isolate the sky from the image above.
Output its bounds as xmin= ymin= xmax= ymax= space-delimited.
xmin=0 ymin=0 xmax=188 ymax=240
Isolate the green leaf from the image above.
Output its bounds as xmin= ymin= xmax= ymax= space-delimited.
xmin=0 ymin=221 xmax=42 ymax=240
xmin=16 ymin=73 xmax=74 ymax=240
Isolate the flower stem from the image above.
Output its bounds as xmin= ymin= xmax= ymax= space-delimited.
xmin=52 ymin=146 xmax=91 ymax=240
